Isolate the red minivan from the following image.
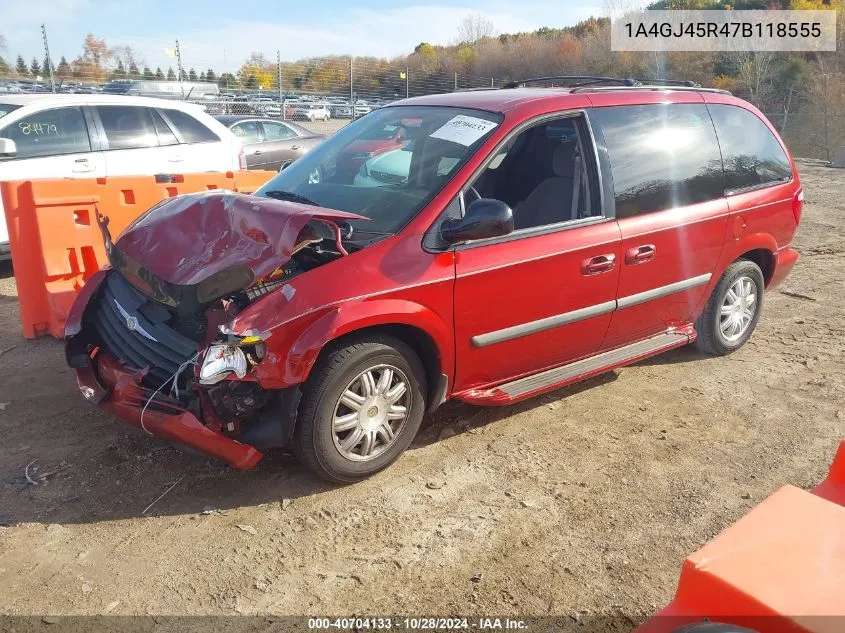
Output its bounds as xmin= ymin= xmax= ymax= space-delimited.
xmin=65 ymin=78 xmax=802 ymax=482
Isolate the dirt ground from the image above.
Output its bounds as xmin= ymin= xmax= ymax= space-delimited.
xmin=0 ymin=164 xmax=842 ymax=622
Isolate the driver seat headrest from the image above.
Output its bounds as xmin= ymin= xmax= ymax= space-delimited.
xmin=552 ymin=142 xmax=576 ymax=178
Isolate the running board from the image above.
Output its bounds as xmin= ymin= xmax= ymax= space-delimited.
xmin=455 ymin=328 xmax=694 ymax=406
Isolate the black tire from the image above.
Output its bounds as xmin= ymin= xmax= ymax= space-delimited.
xmin=695 ymin=259 xmax=765 ymax=356
xmin=293 ymin=335 xmax=427 ymax=483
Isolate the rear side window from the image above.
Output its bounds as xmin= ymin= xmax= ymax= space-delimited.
xmin=1 ymin=106 xmax=91 ymax=158
xmin=231 ymin=121 xmax=262 ymax=142
xmin=261 ymin=121 xmax=297 ymax=140
xmin=708 ymin=104 xmax=791 ymax=193
xmin=151 ymin=110 xmax=179 ymax=146
xmin=591 ymin=104 xmax=724 ymax=218
xmin=97 ymin=106 xmax=158 ymax=150
xmin=162 ymin=109 xmax=219 ymax=143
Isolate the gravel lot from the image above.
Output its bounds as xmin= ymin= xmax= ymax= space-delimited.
xmin=0 ymin=164 xmax=842 ymax=622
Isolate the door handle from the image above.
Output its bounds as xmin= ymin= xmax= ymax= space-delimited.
xmin=167 ymin=155 xmax=184 ymax=162
xmin=252 ymin=150 xmax=262 ymax=155
xmin=581 ymin=254 xmax=616 ymax=275
xmin=291 ymin=145 xmax=300 ymax=150
xmin=625 ymin=244 xmax=656 ymax=265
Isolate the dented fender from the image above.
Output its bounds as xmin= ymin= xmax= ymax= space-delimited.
xmin=241 ymin=298 xmax=453 ymax=391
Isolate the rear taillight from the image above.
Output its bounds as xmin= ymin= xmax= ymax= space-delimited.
xmin=792 ymin=186 xmax=804 ymax=225
xmin=238 ymin=147 xmax=247 ymax=171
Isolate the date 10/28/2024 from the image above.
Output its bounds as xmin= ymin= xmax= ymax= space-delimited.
xmin=308 ymin=617 xmax=529 ymax=630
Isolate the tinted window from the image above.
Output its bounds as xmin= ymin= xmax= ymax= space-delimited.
xmin=261 ymin=121 xmax=296 ymax=140
xmin=0 ymin=104 xmax=21 ymax=120
xmin=162 ymin=109 xmax=219 ymax=143
xmin=97 ymin=106 xmax=157 ymax=150
xmin=708 ymin=104 xmax=791 ymax=193
xmin=151 ymin=110 xmax=179 ymax=146
xmin=1 ymin=107 xmax=91 ymax=158
xmin=231 ymin=121 xmax=262 ymax=142
xmin=592 ymin=104 xmax=724 ymax=218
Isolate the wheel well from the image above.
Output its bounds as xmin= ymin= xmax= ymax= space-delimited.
xmin=319 ymin=324 xmax=444 ymax=407
xmin=738 ymin=248 xmax=775 ymax=286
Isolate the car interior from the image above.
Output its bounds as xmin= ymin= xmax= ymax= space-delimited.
xmin=471 ymin=117 xmax=597 ymax=229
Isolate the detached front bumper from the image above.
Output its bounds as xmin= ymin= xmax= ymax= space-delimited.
xmin=75 ymin=352 xmax=263 ymax=470
xmin=65 ymin=269 xmax=263 ymax=471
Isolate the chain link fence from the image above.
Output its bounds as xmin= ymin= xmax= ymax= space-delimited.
xmin=0 ymin=55 xmax=500 ymax=133
xmin=1 ymin=54 xmax=844 ymax=160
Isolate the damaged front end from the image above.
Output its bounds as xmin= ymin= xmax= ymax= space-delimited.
xmin=64 ymin=191 xmax=367 ymax=469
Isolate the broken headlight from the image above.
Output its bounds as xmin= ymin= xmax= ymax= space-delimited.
xmin=199 ymin=344 xmax=248 ymax=385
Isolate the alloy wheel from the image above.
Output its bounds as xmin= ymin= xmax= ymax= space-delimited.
xmin=719 ymin=276 xmax=757 ymax=342
xmin=331 ymin=364 xmax=411 ymax=462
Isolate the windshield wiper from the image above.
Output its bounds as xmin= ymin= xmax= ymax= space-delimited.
xmin=338 ymin=221 xmax=393 ymax=241
xmin=263 ymin=190 xmax=320 ymax=207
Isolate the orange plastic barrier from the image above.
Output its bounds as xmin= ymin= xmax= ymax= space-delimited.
xmin=637 ymin=443 xmax=845 ymax=633
xmin=232 ymin=169 xmax=276 ymax=194
xmin=1 ymin=170 xmax=274 ymax=339
xmin=812 ymin=440 xmax=845 ymax=507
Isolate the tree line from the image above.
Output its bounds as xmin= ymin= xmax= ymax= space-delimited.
xmin=0 ymin=0 xmax=843 ymax=157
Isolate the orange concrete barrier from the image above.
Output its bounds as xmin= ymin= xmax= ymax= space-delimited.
xmin=637 ymin=443 xmax=845 ymax=633
xmin=1 ymin=171 xmax=273 ymax=339
xmin=232 ymin=169 xmax=276 ymax=194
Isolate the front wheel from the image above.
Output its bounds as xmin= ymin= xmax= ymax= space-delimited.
xmin=293 ymin=335 xmax=427 ymax=483
xmin=695 ymin=259 xmax=764 ymax=356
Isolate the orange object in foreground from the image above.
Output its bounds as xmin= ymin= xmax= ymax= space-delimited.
xmin=637 ymin=447 xmax=845 ymax=633
xmin=812 ymin=440 xmax=845 ymax=507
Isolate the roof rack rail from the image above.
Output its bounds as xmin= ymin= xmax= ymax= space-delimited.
xmin=631 ymin=77 xmax=701 ymax=87
xmin=502 ymin=76 xmax=639 ymax=89
xmin=571 ymin=85 xmax=731 ymax=95
xmin=502 ymin=76 xmax=706 ymax=90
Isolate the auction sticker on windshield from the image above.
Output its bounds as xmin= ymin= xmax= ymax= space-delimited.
xmin=430 ymin=115 xmax=498 ymax=146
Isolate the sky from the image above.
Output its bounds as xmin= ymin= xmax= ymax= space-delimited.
xmin=2 ymin=0 xmax=603 ymax=74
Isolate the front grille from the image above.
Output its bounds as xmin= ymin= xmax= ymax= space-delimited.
xmin=89 ymin=272 xmax=200 ymax=390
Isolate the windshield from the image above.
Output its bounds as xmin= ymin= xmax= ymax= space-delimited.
xmin=254 ymin=106 xmax=502 ymax=235
xmin=0 ymin=104 xmax=21 ymax=120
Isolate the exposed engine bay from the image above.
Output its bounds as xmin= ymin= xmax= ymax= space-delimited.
xmin=76 ymin=191 xmax=369 ymax=444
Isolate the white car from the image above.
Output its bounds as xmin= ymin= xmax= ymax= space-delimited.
xmin=0 ymin=94 xmax=246 ymax=260
xmin=335 ymin=102 xmax=373 ymax=118
xmin=292 ymin=103 xmax=331 ymax=122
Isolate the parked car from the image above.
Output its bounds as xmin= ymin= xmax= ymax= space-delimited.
xmin=216 ymin=115 xmax=324 ymax=171
xmin=334 ymin=102 xmax=373 ymax=118
xmin=0 ymin=94 xmax=246 ymax=259
xmin=291 ymin=103 xmax=331 ymax=122
xmin=65 ymin=80 xmax=802 ymax=483
xmin=102 ymin=79 xmax=220 ymax=101
xmin=335 ymin=119 xmax=415 ymax=178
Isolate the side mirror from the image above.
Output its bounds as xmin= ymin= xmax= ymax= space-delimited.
xmin=0 ymin=138 xmax=16 ymax=159
xmin=441 ymin=198 xmax=514 ymax=244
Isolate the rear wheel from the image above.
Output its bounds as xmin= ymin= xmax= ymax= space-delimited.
xmin=695 ymin=259 xmax=764 ymax=356
xmin=293 ymin=335 xmax=427 ymax=483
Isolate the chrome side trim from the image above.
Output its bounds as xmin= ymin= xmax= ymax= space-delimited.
xmin=470 ymin=273 xmax=711 ymax=348
xmin=498 ymin=330 xmax=690 ymax=398
xmin=617 ymin=273 xmax=711 ymax=310
xmin=471 ymin=300 xmax=616 ymax=348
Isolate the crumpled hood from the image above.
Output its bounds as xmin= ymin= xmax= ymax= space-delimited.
xmin=100 ymin=191 xmax=366 ymax=312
